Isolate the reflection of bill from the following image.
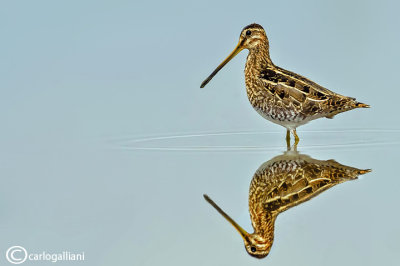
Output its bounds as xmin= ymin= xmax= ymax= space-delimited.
xmin=6 ymin=246 xmax=28 ymax=264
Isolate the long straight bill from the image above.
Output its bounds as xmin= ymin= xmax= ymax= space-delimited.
xmin=200 ymin=43 xmax=243 ymax=88
xmin=203 ymin=194 xmax=249 ymax=240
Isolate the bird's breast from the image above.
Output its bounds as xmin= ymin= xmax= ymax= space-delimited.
xmin=244 ymin=80 xmax=307 ymax=128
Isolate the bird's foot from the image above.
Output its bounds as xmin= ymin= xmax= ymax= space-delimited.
xmin=285 ymin=129 xmax=299 ymax=152
xmin=286 ymin=130 xmax=291 ymax=150
xmin=293 ymin=129 xmax=300 ymax=146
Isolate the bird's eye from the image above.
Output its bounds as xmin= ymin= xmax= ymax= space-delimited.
xmin=246 ymin=30 xmax=252 ymax=36
xmin=250 ymin=246 xmax=256 ymax=252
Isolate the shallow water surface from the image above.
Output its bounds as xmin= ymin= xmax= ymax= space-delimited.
xmin=1 ymin=1 xmax=400 ymax=265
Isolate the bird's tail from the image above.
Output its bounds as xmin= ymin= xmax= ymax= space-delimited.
xmin=358 ymin=169 xmax=372 ymax=175
xmin=354 ymin=101 xmax=370 ymax=108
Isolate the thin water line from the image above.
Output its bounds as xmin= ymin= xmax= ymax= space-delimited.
xmin=107 ymin=128 xmax=400 ymax=144
xmin=108 ymin=131 xmax=280 ymax=143
xmin=114 ymin=141 xmax=400 ymax=152
xmin=116 ymin=146 xmax=282 ymax=151
xmin=106 ymin=128 xmax=400 ymax=152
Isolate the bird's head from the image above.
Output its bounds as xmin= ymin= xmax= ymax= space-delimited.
xmin=200 ymin=23 xmax=269 ymax=88
xmin=203 ymin=194 xmax=273 ymax=259
xmin=243 ymin=233 xmax=273 ymax=258
xmin=238 ymin=23 xmax=268 ymax=50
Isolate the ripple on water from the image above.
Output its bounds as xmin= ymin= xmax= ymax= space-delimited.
xmin=108 ymin=129 xmax=400 ymax=152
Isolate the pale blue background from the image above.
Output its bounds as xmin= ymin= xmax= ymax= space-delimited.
xmin=1 ymin=0 xmax=399 ymax=265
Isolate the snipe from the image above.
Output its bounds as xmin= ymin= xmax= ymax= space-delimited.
xmin=204 ymin=148 xmax=371 ymax=258
xmin=201 ymin=24 xmax=369 ymax=145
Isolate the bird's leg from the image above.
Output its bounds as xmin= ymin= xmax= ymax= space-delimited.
xmin=293 ymin=129 xmax=300 ymax=146
xmin=286 ymin=129 xmax=291 ymax=149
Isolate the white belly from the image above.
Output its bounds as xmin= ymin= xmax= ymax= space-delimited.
xmin=253 ymin=106 xmax=317 ymax=130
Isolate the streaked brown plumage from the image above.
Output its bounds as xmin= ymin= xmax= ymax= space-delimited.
xmin=200 ymin=24 xmax=369 ymax=145
xmin=204 ymin=148 xmax=371 ymax=258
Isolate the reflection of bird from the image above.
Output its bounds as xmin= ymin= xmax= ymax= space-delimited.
xmin=200 ymin=24 xmax=369 ymax=145
xmin=204 ymin=148 xmax=371 ymax=258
